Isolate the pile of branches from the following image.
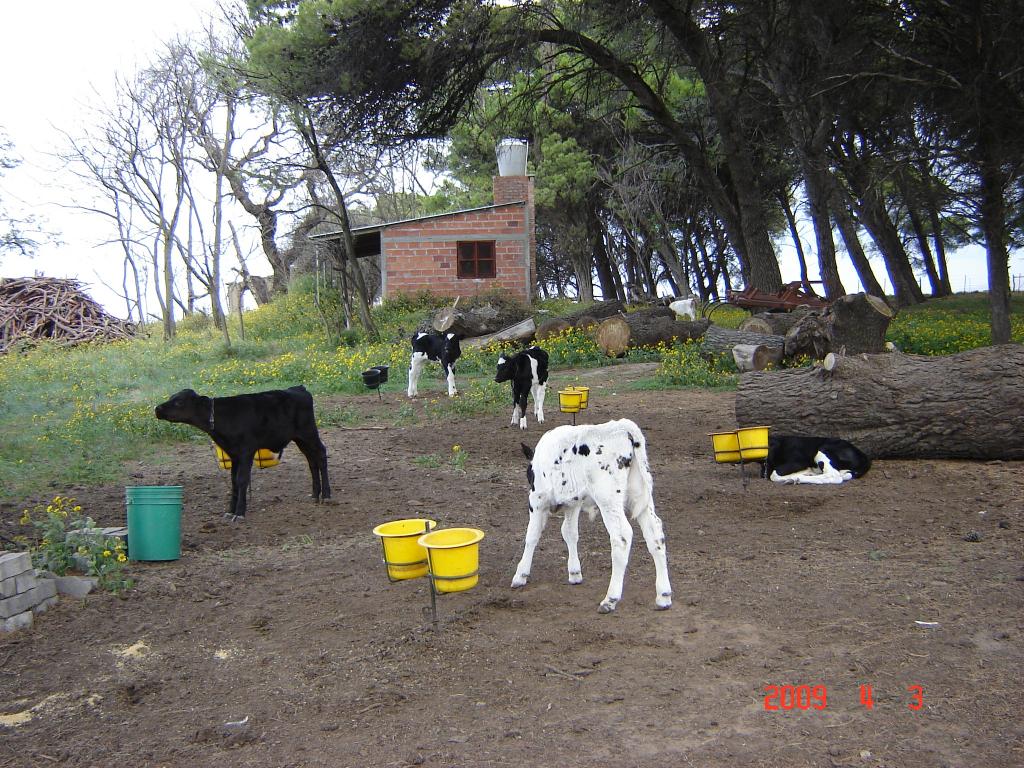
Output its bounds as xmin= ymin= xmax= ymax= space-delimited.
xmin=0 ymin=277 xmax=137 ymax=354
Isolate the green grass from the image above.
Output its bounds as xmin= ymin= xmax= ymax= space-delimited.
xmin=0 ymin=289 xmax=1020 ymax=505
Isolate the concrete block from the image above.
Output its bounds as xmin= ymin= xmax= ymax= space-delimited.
xmin=14 ymin=571 xmax=38 ymax=593
xmin=0 ymin=551 xmax=31 ymax=580
xmin=0 ymin=610 xmax=33 ymax=633
xmin=33 ymin=595 xmax=59 ymax=613
xmin=34 ymin=578 xmax=57 ymax=601
xmin=0 ymin=589 xmax=40 ymax=619
xmin=53 ymin=575 xmax=97 ymax=598
xmin=0 ymin=575 xmax=18 ymax=599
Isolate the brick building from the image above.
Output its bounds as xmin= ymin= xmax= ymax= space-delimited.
xmin=312 ymin=147 xmax=536 ymax=304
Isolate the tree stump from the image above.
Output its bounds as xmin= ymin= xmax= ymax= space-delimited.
xmin=785 ymin=293 xmax=894 ymax=359
xmin=702 ymin=324 xmax=785 ymax=357
xmin=734 ymin=344 xmax=1024 ymax=459
xmin=732 ymin=343 xmax=784 ymax=372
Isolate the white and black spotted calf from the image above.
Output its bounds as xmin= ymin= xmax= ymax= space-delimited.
xmin=765 ymin=435 xmax=871 ymax=485
xmin=494 ymin=346 xmax=549 ymax=430
xmin=513 ymin=419 xmax=673 ymax=614
xmin=407 ymin=332 xmax=462 ymax=398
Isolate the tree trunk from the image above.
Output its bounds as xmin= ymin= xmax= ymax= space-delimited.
xmin=460 ymin=318 xmax=536 ymax=348
xmin=735 ymin=344 xmax=1024 ymax=459
xmin=738 ymin=308 xmax=813 ymax=336
xmin=433 ymin=301 xmax=527 ymax=338
xmin=595 ymin=312 xmax=709 ymax=356
xmin=536 ymin=318 xmax=573 ymax=340
xmin=702 ymin=324 xmax=784 ymax=357
xmin=559 ymin=300 xmax=626 ymax=325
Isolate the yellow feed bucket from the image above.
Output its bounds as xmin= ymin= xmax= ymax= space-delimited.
xmin=418 ymin=527 xmax=485 ymax=594
xmin=563 ymin=385 xmax=590 ymax=409
xmin=737 ymin=426 xmax=770 ymax=461
xmin=558 ymin=389 xmax=583 ymax=413
xmin=214 ymin=445 xmax=280 ymax=470
xmin=709 ymin=431 xmax=742 ymax=464
xmin=373 ymin=518 xmax=437 ymax=581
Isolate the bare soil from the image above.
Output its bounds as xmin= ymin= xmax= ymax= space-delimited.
xmin=2 ymin=364 xmax=1023 ymax=767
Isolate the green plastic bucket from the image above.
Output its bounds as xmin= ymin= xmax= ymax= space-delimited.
xmin=126 ymin=486 xmax=182 ymax=561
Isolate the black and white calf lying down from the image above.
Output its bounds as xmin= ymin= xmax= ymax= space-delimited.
xmin=155 ymin=386 xmax=331 ymax=519
xmin=765 ymin=435 xmax=871 ymax=485
xmin=407 ymin=332 xmax=462 ymax=398
xmin=495 ymin=346 xmax=549 ymax=430
xmin=513 ymin=419 xmax=672 ymax=613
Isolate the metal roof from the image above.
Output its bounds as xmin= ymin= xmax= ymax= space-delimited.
xmin=308 ymin=200 xmax=526 ymax=241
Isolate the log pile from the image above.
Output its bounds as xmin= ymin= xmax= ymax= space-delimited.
xmin=0 ymin=277 xmax=136 ymax=354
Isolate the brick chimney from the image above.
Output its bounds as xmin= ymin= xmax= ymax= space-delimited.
xmin=493 ymin=140 xmax=536 ymax=300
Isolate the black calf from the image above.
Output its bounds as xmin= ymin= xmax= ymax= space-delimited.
xmin=155 ymin=386 xmax=330 ymax=519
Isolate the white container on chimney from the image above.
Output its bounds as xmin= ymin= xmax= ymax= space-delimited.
xmin=496 ymin=138 xmax=528 ymax=176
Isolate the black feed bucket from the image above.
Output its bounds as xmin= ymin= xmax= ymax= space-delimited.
xmin=362 ymin=365 xmax=390 ymax=400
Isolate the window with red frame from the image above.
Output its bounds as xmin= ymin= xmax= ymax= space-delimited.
xmin=457 ymin=241 xmax=496 ymax=279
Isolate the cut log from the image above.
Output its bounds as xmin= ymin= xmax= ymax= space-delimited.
xmin=460 ymin=317 xmax=536 ymax=348
xmin=739 ymin=308 xmax=812 ymax=336
xmin=594 ymin=311 xmax=710 ymax=356
xmin=702 ymin=324 xmax=784 ymax=357
xmin=734 ymin=344 xmax=1024 ymax=459
xmin=828 ymin=292 xmax=893 ymax=354
xmin=595 ymin=316 xmax=631 ymax=357
xmin=732 ymin=343 xmax=784 ymax=372
xmin=432 ymin=298 xmax=528 ymax=337
xmin=784 ymin=292 xmax=893 ymax=359
xmin=736 ymin=316 xmax=774 ymax=336
xmin=535 ymin=318 xmax=572 ymax=341
xmin=561 ymin=300 xmax=626 ymax=326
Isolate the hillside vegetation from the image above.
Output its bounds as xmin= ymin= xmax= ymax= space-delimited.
xmin=0 ymin=288 xmax=1020 ymax=504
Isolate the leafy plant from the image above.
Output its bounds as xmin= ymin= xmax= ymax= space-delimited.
xmin=450 ymin=444 xmax=467 ymax=471
xmin=413 ymin=454 xmax=443 ymax=468
xmin=20 ymin=495 xmax=133 ymax=593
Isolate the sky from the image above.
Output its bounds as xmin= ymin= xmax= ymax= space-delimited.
xmin=0 ymin=0 xmax=227 ymax=317
xmin=1 ymin=2 xmax=1021 ymax=320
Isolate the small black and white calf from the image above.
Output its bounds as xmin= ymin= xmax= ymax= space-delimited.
xmin=407 ymin=331 xmax=462 ymax=398
xmin=494 ymin=346 xmax=549 ymax=430
xmin=765 ymin=435 xmax=871 ymax=485
xmin=513 ymin=419 xmax=672 ymax=613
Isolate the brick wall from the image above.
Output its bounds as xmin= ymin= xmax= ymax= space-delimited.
xmin=382 ymin=201 xmax=532 ymax=304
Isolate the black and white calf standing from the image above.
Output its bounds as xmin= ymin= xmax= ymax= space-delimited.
xmin=407 ymin=332 xmax=462 ymax=398
xmin=765 ymin=435 xmax=871 ymax=485
xmin=513 ymin=419 xmax=672 ymax=613
xmin=494 ymin=346 xmax=549 ymax=430
xmin=154 ymin=386 xmax=331 ymax=519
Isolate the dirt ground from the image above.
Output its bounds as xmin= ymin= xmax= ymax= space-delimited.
xmin=1 ymin=363 xmax=1022 ymax=768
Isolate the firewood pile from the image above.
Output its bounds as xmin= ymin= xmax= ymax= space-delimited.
xmin=0 ymin=277 xmax=137 ymax=354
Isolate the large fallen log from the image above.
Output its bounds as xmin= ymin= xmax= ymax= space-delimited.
xmin=734 ymin=344 xmax=1024 ymax=459
xmin=561 ymin=300 xmax=626 ymax=326
xmin=702 ymin=324 xmax=785 ymax=357
xmin=460 ymin=317 xmax=537 ymax=349
xmin=595 ymin=310 xmax=710 ymax=357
